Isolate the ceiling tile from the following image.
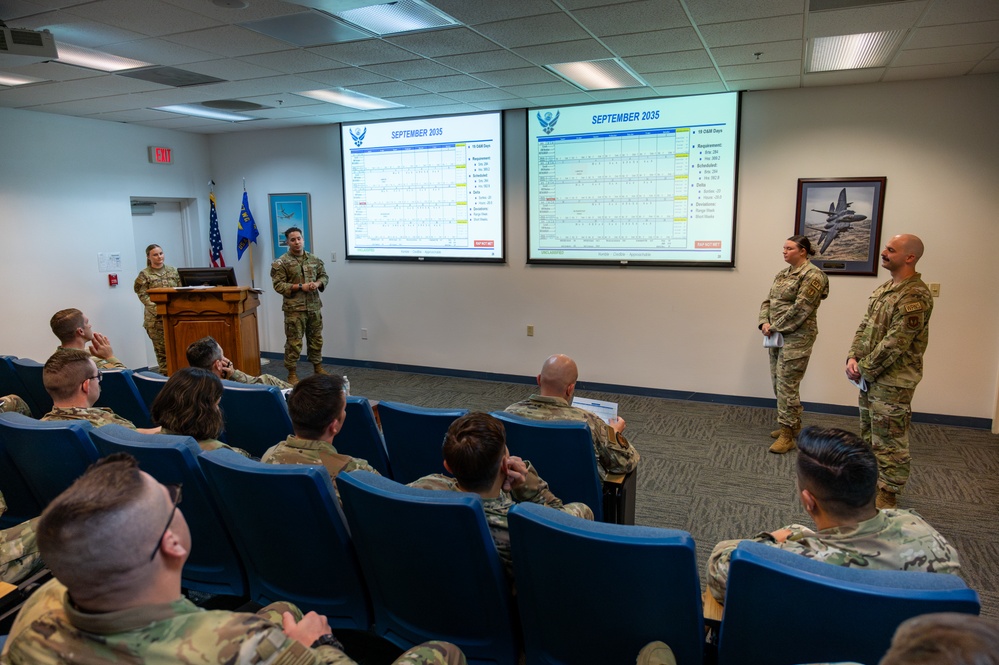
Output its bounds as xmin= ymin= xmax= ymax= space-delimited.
xmin=27 ymin=94 xmax=140 ymax=114
xmin=238 ymin=49 xmax=344 ymax=74
xmin=3 ymin=61 xmax=103 ymax=81
xmin=625 ymin=49 xmax=713 ymax=73
xmin=181 ymin=58 xmax=282 ymax=81
xmin=408 ymin=74 xmax=491 ymax=93
xmin=559 ymin=0 xmax=645 ymax=9
xmin=386 ymin=27 xmax=499 ymax=58
xmin=162 ymin=0 xmax=311 ymax=23
xmin=163 ymin=25 xmax=292 ymax=57
xmin=309 ymin=39 xmax=415 ymax=66
xmin=64 ymin=0 xmax=221 ymax=37
xmin=381 ymin=92 xmax=457 ymax=106
xmin=700 ymin=15 xmax=803 ymax=47
xmin=907 ymin=21 xmax=999 ymax=49
xmin=919 ymin=0 xmax=999 ymax=26
xmin=970 ymin=60 xmax=999 ymax=73
xmin=729 ymin=75 xmax=800 ymax=91
xmin=602 ymin=28 xmax=703 ymax=57
xmin=523 ymin=92 xmax=595 ymax=106
xmin=89 ymin=108 xmax=177 ymax=122
xmin=444 ymin=87 xmax=519 ymax=102
xmin=473 ymin=67 xmax=560 ymax=87
xmin=474 ymin=14 xmax=589 ymax=48
xmin=642 ymin=68 xmax=721 ymax=86
xmin=364 ymin=58 xmax=461 ymax=80
xmin=346 ymin=80 xmax=427 ymax=97
xmin=895 ymin=43 xmax=996 ymax=66
xmin=719 ymin=59 xmax=800 ymax=80
xmin=513 ymin=39 xmax=613 ymax=66
xmin=806 ymin=3 xmax=926 ymax=38
xmin=238 ymin=93 xmax=320 ymax=108
xmin=570 ymin=0 xmax=691 ymax=36
xmin=433 ymin=50 xmax=532 ymax=73
xmin=103 ymin=38 xmax=217 ymax=66
xmin=685 ymin=0 xmax=804 ymax=24
xmin=585 ymin=87 xmax=658 ymax=101
xmin=15 ymin=10 xmax=148 ymax=47
xmin=710 ymin=40 xmax=803 ymax=66
xmin=298 ymin=67 xmax=392 ymax=87
xmin=649 ymin=81 xmax=726 ymax=96
xmin=502 ymin=80 xmax=579 ymax=97
xmin=802 ymin=68 xmax=885 ymax=87
xmin=882 ymin=61 xmax=977 ymax=80
xmin=424 ymin=0 xmax=560 ymax=26
xmin=472 ymin=99 xmax=531 ymax=111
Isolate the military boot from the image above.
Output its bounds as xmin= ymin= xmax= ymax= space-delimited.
xmin=313 ymin=364 xmax=328 ymax=375
xmin=286 ymin=371 xmax=299 ymax=386
xmin=769 ymin=426 xmax=797 ymax=454
xmin=771 ymin=423 xmax=801 ymax=439
xmin=876 ymin=487 xmax=897 ymax=510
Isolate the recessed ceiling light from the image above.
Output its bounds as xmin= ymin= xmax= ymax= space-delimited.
xmin=0 ymin=72 xmax=47 ymax=86
xmin=545 ymin=58 xmax=647 ymax=91
xmin=296 ymin=88 xmax=404 ymax=110
xmin=808 ymin=31 xmax=906 ymax=72
xmin=332 ymin=0 xmax=458 ymax=36
xmin=56 ymin=43 xmax=151 ymax=72
xmin=152 ymin=104 xmax=255 ymax=121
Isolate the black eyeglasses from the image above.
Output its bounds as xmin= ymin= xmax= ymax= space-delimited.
xmin=148 ymin=484 xmax=182 ymax=561
xmin=87 ymin=369 xmax=103 ymax=384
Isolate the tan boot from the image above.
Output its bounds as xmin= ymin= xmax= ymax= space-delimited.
xmin=286 ymin=371 xmax=299 ymax=386
xmin=313 ymin=364 xmax=328 ymax=375
xmin=770 ymin=423 xmax=801 ymax=438
xmin=876 ymin=487 xmax=897 ymax=510
xmin=769 ymin=426 xmax=797 ymax=454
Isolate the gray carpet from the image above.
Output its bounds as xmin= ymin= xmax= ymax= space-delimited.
xmin=272 ymin=359 xmax=999 ymax=619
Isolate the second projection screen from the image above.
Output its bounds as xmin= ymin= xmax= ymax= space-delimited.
xmin=528 ymin=92 xmax=739 ymax=266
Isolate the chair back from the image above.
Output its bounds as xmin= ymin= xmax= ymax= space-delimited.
xmin=219 ymin=381 xmax=293 ymax=458
xmin=717 ymin=540 xmax=981 ymax=665
xmin=198 ymin=449 xmax=371 ymax=629
xmin=89 ymin=425 xmax=248 ymax=597
xmin=508 ymin=503 xmax=703 ymax=665
xmin=94 ymin=370 xmax=153 ymax=429
xmin=0 ymin=356 xmax=35 ymax=416
xmin=132 ymin=370 xmax=168 ymax=410
xmin=338 ymin=471 xmax=518 ymax=664
xmin=9 ymin=358 xmax=51 ymax=418
xmin=0 ymin=414 xmax=43 ymax=528
xmin=0 ymin=412 xmax=98 ymax=507
xmin=337 ymin=397 xmax=392 ymax=478
xmin=377 ymin=401 xmax=467 ymax=484
xmin=491 ymin=412 xmax=603 ymax=522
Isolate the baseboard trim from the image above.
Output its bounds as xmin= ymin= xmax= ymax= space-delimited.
xmin=263 ymin=352 xmax=993 ymax=431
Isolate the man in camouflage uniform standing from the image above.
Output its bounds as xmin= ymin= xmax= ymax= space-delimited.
xmin=759 ymin=235 xmax=829 ymax=454
xmin=846 ymin=234 xmax=932 ymax=509
xmin=271 ymin=227 xmax=328 ymax=385
xmin=186 ymin=336 xmax=291 ymax=389
xmin=50 ymin=308 xmax=127 ymax=370
xmin=39 ymin=349 xmax=160 ymax=434
xmin=262 ymin=374 xmax=378 ymax=499
xmin=706 ymin=427 xmax=959 ymax=605
xmin=0 ymin=453 xmax=465 ymax=665
xmin=409 ymin=412 xmax=593 ymax=579
xmin=505 ymin=354 xmax=638 ymax=479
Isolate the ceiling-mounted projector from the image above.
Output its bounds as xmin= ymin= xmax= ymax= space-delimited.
xmin=0 ymin=27 xmax=58 ymax=66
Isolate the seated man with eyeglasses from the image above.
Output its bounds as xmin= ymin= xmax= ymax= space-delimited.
xmin=39 ymin=348 xmax=160 ymax=434
xmin=0 ymin=453 xmax=465 ymax=665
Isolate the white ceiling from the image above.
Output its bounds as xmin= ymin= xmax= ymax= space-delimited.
xmin=1 ymin=0 xmax=996 ymax=134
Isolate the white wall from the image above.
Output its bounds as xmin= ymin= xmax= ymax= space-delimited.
xmin=0 ymin=108 xmax=210 ymax=366
xmin=2 ymin=74 xmax=997 ymax=420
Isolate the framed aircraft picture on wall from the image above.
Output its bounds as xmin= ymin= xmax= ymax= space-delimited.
xmin=795 ymin=177 xmax=886 ymax=276
xmin=270 ymin=193 xmax=312 ymax=259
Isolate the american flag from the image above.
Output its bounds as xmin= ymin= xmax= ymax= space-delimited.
xmin=209 ymin=191 xmax=225 ymax=267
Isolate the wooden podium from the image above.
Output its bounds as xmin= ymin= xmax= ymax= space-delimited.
xmin=148 ymin=287 xmax=261 ymax=376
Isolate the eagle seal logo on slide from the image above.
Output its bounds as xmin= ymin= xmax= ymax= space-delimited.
xmin=537 ymin=111 xmax=560 ymax=135
xmin=349 ymin=127 xmax=367 ymax=147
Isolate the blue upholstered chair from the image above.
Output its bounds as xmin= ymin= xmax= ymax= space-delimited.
xmin=337 ymin=396 xmax=392 ymax=478
xmin=491 ymin=411 xmax=603 ymax=522
xmin=0 ymin=356 xmax=35 ymax=417
xmin=131 ymin=370 xmax=168 ymax=410
xmin=9 ymin=357 xmax=51 ymax=418
xmin=0 ymin=412 xmax=98 ymax=508
xmin=198 ymin=449 xmax=370 ymax=629
xmin=0 ymin=413 xmax=43 ymax=528
xmin=218 ymin=381 xmax=293 ymax=459
xmin=94 ymin=370 xmax=153 ymax=429
xmin=337 ymin=471 xmax=518 ymax=664
xmin=507 ymin=503 xmax=703 ymax=665
xmin=717 ymin=540 xmax=981 ymax=665
xmin=89 ymin=425 xmax=247 ymax=597
xmin=376 ymin=401 xmax=467 ymax=484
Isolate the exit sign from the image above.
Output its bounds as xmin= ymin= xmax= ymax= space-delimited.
xmin=148 ymin=146 xmax=172 ymax=164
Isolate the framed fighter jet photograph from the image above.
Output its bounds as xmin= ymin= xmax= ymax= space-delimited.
xmin=269 ymin=193 xmax=312 ymax=259
xmin=794 ymin=177 xmax=886 ymax=276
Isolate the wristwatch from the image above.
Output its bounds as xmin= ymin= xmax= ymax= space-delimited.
xmin=311 ymin=633 xmax=344 ymax=651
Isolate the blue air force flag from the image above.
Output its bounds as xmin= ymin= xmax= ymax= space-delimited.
xmin=235 ymin=191 xmax=259 ymax=260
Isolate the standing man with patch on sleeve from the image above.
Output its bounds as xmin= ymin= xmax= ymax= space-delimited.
xmin=270 ymin=227 xmax=328 ymax=385
xmin=845 ymin=234 xmax=932 ymax=510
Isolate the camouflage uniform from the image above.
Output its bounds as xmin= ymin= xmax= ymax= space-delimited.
xmin=849 ymin=273 xmax=932 ymax=494
xmin=41 ymin=406 xmax=136 ymax=429
xmin=133 ymin=265 xmax=181 ymax=372
xmin=229 ymin=368 xmax=292 ymax=390
xmin=759 ymin=260 xmax=829 ymax=428
xmin=1 ymin=578 xmax=465 ymax=665
xmin=505 ymin=395 xmax=639 ymax=479
xmin=0 ymin=394 xmax=32 ymax=417
xmin=270 ymin=252 xmax=328 ymax=371
xmin=0 ymin=492 xmax=43 ymax=585
xmin=56 ymin=346 xmax=126 ymax=371
xmin=409 ymin=462 xmax=594 ymax=578
xmin=706 ymin=508 xmax=960 ymax=603
xmin=159 ymin=427 xmax=251 ymax=458
xmin=262 ymin=436 xmax=378 ymax=499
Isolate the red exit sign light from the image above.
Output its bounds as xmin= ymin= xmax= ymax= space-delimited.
xmin=148 ymin=146 xmax=172 ymax=164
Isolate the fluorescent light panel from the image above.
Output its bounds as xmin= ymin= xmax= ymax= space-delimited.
xmin=297 ymin=88 xmax=404 ymax=110
xmin=153 ymin=104 xmax=255 ymax=121
xmin=56 ymin=43 xmax=151 ymax=72
xmin=546 ymin=58 xmax=647 ymax=91
xmin=808 ymin=31 xmax=905 ymax=72
xmin=332 ymin=0 xmax=457 ymax=36
xmin=0 ymin=72 xmax=47 ymax=86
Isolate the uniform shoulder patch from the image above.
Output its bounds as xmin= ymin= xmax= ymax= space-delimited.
xmin=903 ymin=302 xmax=924 ymax=313
xmin=809 ymin=278 xmax=824 ymax=289
xmin=906 ymin=314 xmax=923 ymax=330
